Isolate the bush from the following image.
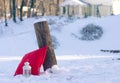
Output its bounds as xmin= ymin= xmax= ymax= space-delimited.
xmin=80 ymin=24 xmax=103 ymax=41
xmin=48 ymin=19 xmax=56 ymax=25
xmin=0 ymin=25 xmax=3 ymax=35
xmin=51 ymin=35 xmax=60 ymax=49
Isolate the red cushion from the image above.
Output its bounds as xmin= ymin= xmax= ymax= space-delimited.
xmin=14 ymin=46 xmax=48 ymax=76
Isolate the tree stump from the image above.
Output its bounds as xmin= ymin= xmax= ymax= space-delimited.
xmin=34 ymin=20 xmax=57 ymax=71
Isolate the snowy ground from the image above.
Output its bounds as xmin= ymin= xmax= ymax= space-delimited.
xmin=0 ymin=55 xmax=120 ymax=83
xmin=0 ymin=15 xmax=120 ymax=83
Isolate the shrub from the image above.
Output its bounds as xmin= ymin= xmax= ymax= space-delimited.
xmin=0 ymin=26 xmax=3 ymax=35
xmin=48 ymin=19 xmax=56 ymax=25
xmin=80 ymin=24 xmax=103 ymax=41
xmin=51 ymin=35 xmax=60 ymax=49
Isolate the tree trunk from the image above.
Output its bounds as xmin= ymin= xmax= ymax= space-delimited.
xmin=27 ymin=0 xmax=35 ymax=17
xmin=12 ymin=0 xmax=16 ymax=22
xmin=10 ymin=0 xmax=12 ymax=18
xmin=40 ymin=1 xmax=45 ymax=16
xmin=34 ymin=21 xmax=57 ymax=71
xmin=27 ymin=0 xmax=31 ymax=17
xmin=20 ymin=0 xmax=24 ymax=21
xmin=56 ymin=0 xmax=59 ymax=16
xmin=4 ymin=0 xmax=8 ymax=26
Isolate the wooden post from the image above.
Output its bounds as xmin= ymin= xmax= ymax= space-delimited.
xmin=34 ymin=20 xmax=57 ymax=71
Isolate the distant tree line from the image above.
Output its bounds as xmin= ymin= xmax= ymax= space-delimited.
xmin=0 ymin=0 xmax=63 ymax=26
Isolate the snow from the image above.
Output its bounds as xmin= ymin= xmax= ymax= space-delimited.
xmin=34 ymin=17 xmax=47 ymax=24
xmin=60 ymin=0 xmax=87 ymax=6
xmin=83 ymin=0 xmax=112 ymax=6
xmin=0 ymin=15 xmax=120 ymax=83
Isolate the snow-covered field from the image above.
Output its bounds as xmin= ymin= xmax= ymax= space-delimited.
xmin=0 ymin=15 xmax=120 ymax=83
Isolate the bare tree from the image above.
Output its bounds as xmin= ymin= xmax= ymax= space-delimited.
xmin=4 ymin=0 xmax=8 ymax=26
xmin=12 ymin=0 xmax=16 ymax=22
xmin=27 ymin=0 xmax=36 ymax=17
xmin=9 ymin=0 xmax=12 ymax=18
xmin=20 ymin=0 xmax=24 ymax=21
xmin=56 ymin=0 xmax=59 ymax=16
xmin=40 ymin=0 xmax=45 ymax=16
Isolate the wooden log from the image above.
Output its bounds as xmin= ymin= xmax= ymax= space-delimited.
xmin=34 ymin=21 xmax=57 ymax=71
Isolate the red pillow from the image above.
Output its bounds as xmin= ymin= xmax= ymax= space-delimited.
xmin=14 ymin=46 xmax=48 ymax=76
